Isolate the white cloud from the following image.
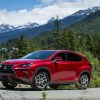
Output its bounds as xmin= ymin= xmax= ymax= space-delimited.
xmin=0 ymin=0 xmax=100 ymax=26
xmin=42 ymin=0 xmax=55 ymax=5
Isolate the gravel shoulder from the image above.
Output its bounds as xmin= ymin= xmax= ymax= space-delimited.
xmin=0 ymin=83 xmax=100 ymax=100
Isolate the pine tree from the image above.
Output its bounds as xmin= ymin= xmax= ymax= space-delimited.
xmin=16 ymin=35 xmax=28 ymax=58
xmin=65 ymin=30 xmax=78 ymax=51
xmin=93 ymin=35 xmax=100 ymax=59
xmin=78 ymin=33 xmax=86 ymax=53
xmin=54 ymin=16 xmax=61 ymax=33
xmin=86 ymin=34 xmax=93 ymax=54
xmin=53 ymin=16 xmax=62 ymax=49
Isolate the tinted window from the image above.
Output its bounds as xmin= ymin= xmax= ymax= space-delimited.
xmin=67 ymin=52 xmax=82 ymax=62
xmin=52 ymin=52 xmax=66 ymax=61
xmin=22 ymin=51 xmax=55 ymax=60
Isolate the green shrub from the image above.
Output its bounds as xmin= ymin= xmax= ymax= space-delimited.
xmin=83 ymin=52 xmax=100 ymax=72
xmin=40 ymin=90 xmax=47 ymax=100
xmin=90 ymin=76 xmax=100 ymax=87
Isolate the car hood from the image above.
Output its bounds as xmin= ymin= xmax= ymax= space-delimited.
xmin=1 ymin=59 xmax=45 ymax=65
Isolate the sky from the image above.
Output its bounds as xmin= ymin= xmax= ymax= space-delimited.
xmin=0 ymin=0 xmax=100 ymax=26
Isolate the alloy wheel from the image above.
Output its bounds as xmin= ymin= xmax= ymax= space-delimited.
xmin=79 ymin=74 xmax=89 ymax=89
xmin=35 ymin=73 xmax=48 ymax=89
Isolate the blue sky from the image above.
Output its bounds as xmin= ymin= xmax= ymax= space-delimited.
xmin=0 ymin=0 xmax=41 ymax=11
xmin=0 ymin=0 xmax=76 ymax=11
xmin=0 ymin=0 xmax=100 ymax=26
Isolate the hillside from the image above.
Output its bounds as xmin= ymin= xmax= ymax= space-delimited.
xmin=68 ymin=10 xmax=100 ymax=35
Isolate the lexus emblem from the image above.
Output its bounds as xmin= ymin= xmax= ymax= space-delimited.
xmin=4 ymin=66 xmax=7 ymax=70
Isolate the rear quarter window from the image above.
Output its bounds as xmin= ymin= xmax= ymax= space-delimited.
xmin=67 ymin=52 xmax=82 ymax=62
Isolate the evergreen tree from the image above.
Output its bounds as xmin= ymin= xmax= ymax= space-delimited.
xmin=16 ymin=35 xmax=28 ymax=58
xmin=27 ymin=39 xmax=39 ymax=52
xmin=54 ymin=16 xmax=61 ymax=33
xmin=66 ymin=30 xmax=78 ymax=51
xmin=53 ymin=16 xmax=62 ymax=49
xmin=93 ymin=35 xmax=100 ymax=59
xmin=78 ymin=35 xmax=86 ymax=53
xmin=86 ymin=34 xmax=93 ymax=53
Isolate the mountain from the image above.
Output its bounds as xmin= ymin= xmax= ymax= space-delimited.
xmin=68 ymin=9 xmax=100 ymax=35
xmin=0 ymin=22 xmax=39 ymax=33
xmin=0 ymin=24 xmax=16 ymax=33
xmin=47 ymin=17 xmax=57 ymax=23
xmin=72 ymin=6 xmax=100 ymax=16
xmin=0 ymin=6 xmax=100 ymax=43
xmin=16 ymin=22 xmax=39 ymax=29
xmin=61 ymin=6 xmax=100 ymax=27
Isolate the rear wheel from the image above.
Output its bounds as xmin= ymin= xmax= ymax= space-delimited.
xmin=49 ymin=84 xmax=59 ymax=90
xmin=31 ymin=71 xmax=49 ymax=91
xmin=79 ymin=74 xmax=90 ymax=89
xmin=2 ymin=81 xmax=18 ymax=89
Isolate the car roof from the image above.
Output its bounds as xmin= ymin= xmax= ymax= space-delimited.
xmin=39 ymin=50 xmax=84 ymax=57
xmin=39 ymin=50 xmax=75 ymax=52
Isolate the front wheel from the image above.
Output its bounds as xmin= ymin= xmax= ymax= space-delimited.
xmin=79 ymin=74 xmax=90 ymax=89
xmin=31 ymin=71 xmax=49 ymax=91
xmin=2 ymin=81 xmax=18 ymax=89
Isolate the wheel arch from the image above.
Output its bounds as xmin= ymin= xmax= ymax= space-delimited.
xmin=34 ymin=66 xmax=51 ymax=82
xmin=79 ymin=70 xmax=91 ymax=81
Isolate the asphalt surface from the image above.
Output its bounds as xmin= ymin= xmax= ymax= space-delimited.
xmin=0 ymin=83 xmax=100 ymax=100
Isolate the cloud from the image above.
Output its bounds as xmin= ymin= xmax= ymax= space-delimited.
xmin=42 ymin=0 xmax=55 ymax=5
xmin=0 ymin=0 xmax=100 ymax=26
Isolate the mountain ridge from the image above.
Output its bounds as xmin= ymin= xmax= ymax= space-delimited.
xmin=0 ymin=6 xmax=100 ymax=43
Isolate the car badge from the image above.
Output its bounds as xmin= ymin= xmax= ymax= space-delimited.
xmin=4 ymin=66 xmax=7 ymax=70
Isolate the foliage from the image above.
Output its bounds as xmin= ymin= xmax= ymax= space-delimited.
xmin=16 ymin=35 xmax=28 ymax=58
xmin=90 ymin=76 xmax=100 ymax=87
xmin=40 ymin=90 xmax=47 ymax=100
xmin=82 ymin=51 xmax=100 ymax=87
xmin=69 ymin=10 xmax=100 ymax=35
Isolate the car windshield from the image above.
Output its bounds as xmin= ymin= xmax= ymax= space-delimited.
xmin=22 ymin=51 xmax=55 ymax=60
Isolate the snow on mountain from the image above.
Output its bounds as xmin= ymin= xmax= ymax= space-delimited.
xmin=0 ymin=22 xmax=39 ymax=33
xmin=72 ymin=6 xmax=100 ymax=16
xmin=0 ymin=6 xmax=100 ymax=42
xmin=0 ymin=24 xmax=16 ymax=33
xmin=47 ymin=16 xmax=63 ymax=23
xmin=16 ymin=22 xmax=39 ymax=29
xmin=1 ymin=6 xmax=100 ymax=34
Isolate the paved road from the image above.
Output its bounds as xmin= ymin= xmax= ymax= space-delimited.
xmin=0 ymin=84 xmax=100 ymax=100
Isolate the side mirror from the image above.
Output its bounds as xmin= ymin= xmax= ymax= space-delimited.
xmin=54 ymin=56 xmax=63 ymax=62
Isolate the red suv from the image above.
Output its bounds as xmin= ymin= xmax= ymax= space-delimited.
xmin=0 ymin=50 xmax=92 ymax=90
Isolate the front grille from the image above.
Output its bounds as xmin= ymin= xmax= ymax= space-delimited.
xmin=0 ymin=64 xmax=15 ymax=75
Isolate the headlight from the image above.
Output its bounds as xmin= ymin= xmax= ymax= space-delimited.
xmin=21 ymin=63 xmax=34 ymax=67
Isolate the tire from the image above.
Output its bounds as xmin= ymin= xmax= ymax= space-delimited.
xmin=2 ymin=81 xmax=18 ymax=89
xmin=49 ymin=84 xmax=59 ymax=90
xmin=31 ymin=71 xmax=49 ymax=91
xmin=79 ymin=74 xmax=90 ymax=89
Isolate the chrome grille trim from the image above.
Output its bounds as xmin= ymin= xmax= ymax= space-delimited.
xmin=0 ymin=64 xmax=15 ymax=75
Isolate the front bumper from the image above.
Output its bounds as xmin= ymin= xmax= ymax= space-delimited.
xmin=0 ymin=73 xmax=29 ymax=84
xmin=0 ymin=64 xmax=36 ymax=84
